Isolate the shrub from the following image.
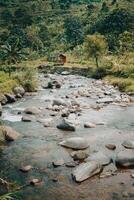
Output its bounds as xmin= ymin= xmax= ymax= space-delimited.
xmin=14 ymin=67 xmax=37 ymax=92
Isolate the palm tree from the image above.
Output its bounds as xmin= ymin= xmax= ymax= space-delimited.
xmin=0 ymin=39 xmax=25 ymax=76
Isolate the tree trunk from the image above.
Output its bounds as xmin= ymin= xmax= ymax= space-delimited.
xmin=95 ymin=56 xmax=99 ymax=68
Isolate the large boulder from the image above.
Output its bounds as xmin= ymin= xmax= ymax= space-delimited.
xmin=57 ymin=119 xmax=76 ymax=131
xmin=24 ymin=107 xmax=41 ymax=115
xmin=59 ymin=137 xmax=89 ymax=150
xmin=115 ymin=150 xmax=134 ymax=167
xmin=0 ymin=126 xmax=20 ymax=141
xmin=72 ymin=161 xmax=102 ymax=182
xmin=5 ymin=94 xmax=16 ymax=103
xmin=13 ymin=86 xmax=25 ymax=96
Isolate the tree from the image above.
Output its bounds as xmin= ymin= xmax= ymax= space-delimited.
xmin=0 ymin=39 xmax=25 ymax=76
xmin=64 ymin=16 xmax=84 ymax=47
xmin=59 ymin=0 xmax=72 ymax=10
xmin=84 ymin=33 xmax=108 ymax=68
xmin=13 ymin=7 xmax=33 ymax=28
xmin=119 ymin=31 xmax=134 ymax=53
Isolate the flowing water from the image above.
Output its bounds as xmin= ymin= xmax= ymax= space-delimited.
xmin=0 ymin=73 xmax=134 ymax=200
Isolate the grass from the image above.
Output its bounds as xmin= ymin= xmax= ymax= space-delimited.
xmin=0 ymin=51 xmax=133 ymax=94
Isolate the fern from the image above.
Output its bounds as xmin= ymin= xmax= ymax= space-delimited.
xmin=0 ymin=193 xmax=14 ymax=200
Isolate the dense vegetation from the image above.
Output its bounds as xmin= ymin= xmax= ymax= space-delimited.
xmin=0 ymin=0 xmax=134 ymax=92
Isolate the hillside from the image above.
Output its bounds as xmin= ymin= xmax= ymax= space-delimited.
xmin=0 ymin=0 xmax=134 ymax=92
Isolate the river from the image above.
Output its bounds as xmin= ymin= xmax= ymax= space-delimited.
xmin=0 ymin=73 xmax=134 ymax=200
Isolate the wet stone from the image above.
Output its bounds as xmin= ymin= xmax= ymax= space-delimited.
xmin=52 ymin=159 xmax=65 ymax=167
xmin=72 ymin=161 xmax=102 ymax=182
xmin=65 ymin=161 xmax=77 ymax=168
xmin=122 ymin=140 xmax=134 ymax=149
xmin=84 ymin=122 xmax=96 ymax=128
xmin=71 ymin=150 xmax=89 ymax=161
xmin=59 ymin=137 xmax=89 ymax=150
xmin=20 ymin=165 xmax=32 ymax=172
xmin=105 ymin=144 xmax=116 ymax=150
xmin=30 ymin=179 xmax=43 ymax=186
xmin=115 ymin=150 xmax=134 ymax=167
xmin=22 ymin=116 xmax=32 ymax=122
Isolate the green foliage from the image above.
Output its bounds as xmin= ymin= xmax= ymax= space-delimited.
xmin=84 ymin=33 xmax=108 ymax=68
xmin=64 ymin=16 xmax=84 ymax=48
xmin=119 ymin=31 xmax=134 ymax=53
xmin=89 ymin=8 xmax=134 ymax=51
xmin=0 ymin=193 xmax=14 ymax=200
xmin=14 ymin=67 xmax=37 ymax=92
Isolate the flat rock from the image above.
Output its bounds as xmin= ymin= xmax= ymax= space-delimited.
xmin=115 ymin=150 xmax=134 ymax=167
xmin=20 ymin=165 xmax=32 ymax=172
xmin=52 ymin=159 xmax=65 ymax=167
xmin=86 ymin=151 xmax=111 ymax=166
xmin=72 ymin=161 xmax=102 ymax=182
xmin=105 ymin=144 xmax=116 ymax=150
xmin=122 ymin=140 xmax=134 ymax=149
xmin=59 ymin=137 xmax=89 ymax=150
xmin=0 ymin=126 xmax=20 ymax=141
xmin=84 ymin=122 xmax=96 ymax=128
xmin=22 ymin=116 xmax=32 ymax=122
xmin=30 ymin=179 xmax=43 ymax=186
xmin=53 ymin=99 xmax=70 ymax=106
xmin=65 ymin=161 xmax=77 ymax=168
xmin=96 ymin=97 xmax=113 ymax=104
xmin=61 ymin=71 xmax=70 ymax=75
xmin=24 ymin=107 xmax=41 ymax=115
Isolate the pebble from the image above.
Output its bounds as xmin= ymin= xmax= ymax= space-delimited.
xmin=52 ymin=159 xmax=65 ymax=167
xmin=30 ymin=179 xmax=43 ymax=186
xmin=20 ymin=165 xmax=32 ymax=172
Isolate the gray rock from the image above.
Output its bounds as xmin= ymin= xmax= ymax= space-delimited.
xmin=61 ymin=71 xmax=70 ymax=75
xmin=96 ymin=97 xmax=113 ymax=104
xmin=57 ymin=119 xmax=76 ymax=131
xmin=13 ymin=86 xmax=25 ymax=96
xmin=65 ymin=161 xmax=77 ymax=168
xmin=0 ymin=126 xmax=20 ymax=141
xmin=20 ymin=165 xmax=32 ymax=172
xmin=122 ymin=140 xmax=134 ymax=149
xmin=53 ymin=159 xmax=65 ymax=167
xmin=71 ymin=150 xmax=89 ymax=161
xmin=24 ymin=107 xmax=41 ymax=115
xmin=86 ymin=151 xmax=111 ymax=166
xmin=22 ymin=116 xmax=32 ymax=122
xmin=53 ymin=99 xmax=70 ymax=106
xmin=115 ymin=150 xmax=134 ymax=167
xmin=84 ymin=122 xmax=96 ymax=128
xmin=0 ymin=95 xmax=7 ymax=105
xmin=105 ymin=144 xmax=116 ymax=150
xmin=59 ymin=137 xmax=89 ymax=150
xmin=72 ymin=161 xmax=102 ymax=182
